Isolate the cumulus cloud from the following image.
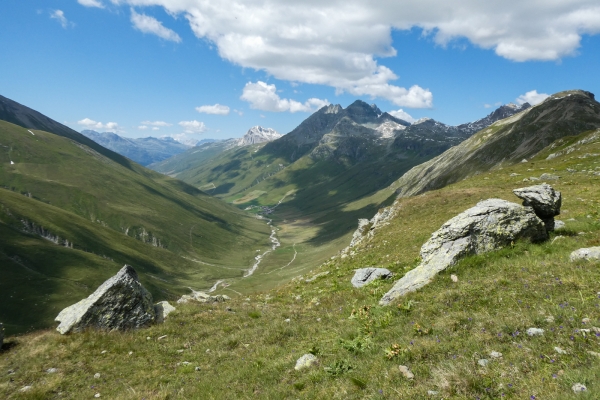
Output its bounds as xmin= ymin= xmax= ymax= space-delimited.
xmin=196 ymin=104 xmax=230 ymax=115
xmin=241 ymin=81 xmax=329 ymax=113
xmin=179 ymin=120 xmax=206 ymax=133
xmin=516 ymin=90 xmax=550 ymax=106
xmin=77 ymin=0 xmax=104 ymax=8
xmin=389 ymin=109 xmax=416 ymax=123
xmin=101 ymin=1 xmax=600 ymax=107
xmin=50 ymin=10 xmax=73 ymax=29
xmin=130 ymin=9 xmax=181 ymax=43
xmin=78 ymin=118 xmax=119 ymax=131
xmin=138 ymin=125 xmax=148 ymax=130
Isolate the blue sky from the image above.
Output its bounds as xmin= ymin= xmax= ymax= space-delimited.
xmin=2 ymin=0 xmax=600 ymax=141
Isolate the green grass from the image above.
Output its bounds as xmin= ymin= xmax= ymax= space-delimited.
xmin=2 ymin=128 xmax=600 ymax=399
xmin=0 ymin=121 xmax=271 ymax=335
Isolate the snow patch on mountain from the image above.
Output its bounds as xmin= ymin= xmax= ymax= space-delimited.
xmin=237 ymin=126 xmax=282 ymax=146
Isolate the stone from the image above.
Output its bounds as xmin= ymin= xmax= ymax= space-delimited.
xmin=0 ymin=322 xmax=4 ymax=348
xmin=46 ymin=368 xmax=58 ymax=374
xmin=489 ymin=351 xmax=502 ymax=359
xmin=177 ymin=290 xmax=230 ymax=304
xmin=450 ymin=274 xmax=458 ymax=283
xmin=154 ymin=301 xmax=176 ymax=323
xmin=513 ymin=184 xmax=561 ymax=231
xmin=554 ymin=220 xmax=566 ymax=230
xmin=380 ymin=199 xmax=547 ymax=304
xmin=427 ymin=391 xmax=439 ymax=396
xmin=55 ymin=265 xmax=155 ymax=334
xmin=19 ymin=386 xmax=32 ymax=392
xmin=94 ymin=373 xmax=101 ymax=379
xmin=478 ymin=359 xmax=489 ymax=367
xmin=398 ymin=365 xmax=414 ymax=379
xmin=539 ymin=173 xmax=560 ymax=180
xmin=351 ymin=268 xmax=393 ymax=288
xmin=554 ymin=347 xmax=567 ymax=354
xmin=572 ymin=383 xmax=587 ymax=393
xmin=294 ymin=354 xmax=318 ymax=371
xmin=526 ymin=328 xmax=544 ymax=336
xmin=570 ymin=247 xmax=600 ymax=262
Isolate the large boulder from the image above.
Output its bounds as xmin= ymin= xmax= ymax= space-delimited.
xmin=570 ymin=247 xmax=600 ymax=262
xmin=55 ymin=265 xmax=155 ymax=334
xmin=154 ymin=301 xmax=176 ymax=323
xmin=351 ymin=268 xmax=393 ymax=288
xmin=513 ymin=183 xmax=561 ymax=230
xmin=380 ymin=199 xmax=547 ymax=305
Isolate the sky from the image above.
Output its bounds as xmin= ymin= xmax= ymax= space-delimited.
xmin=2 ymin=1 xmax=600 ymax=142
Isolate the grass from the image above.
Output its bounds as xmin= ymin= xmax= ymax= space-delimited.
xmin=2 ymin=129 xmax=600 ymax=399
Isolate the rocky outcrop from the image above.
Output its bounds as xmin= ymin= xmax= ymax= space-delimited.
xmin=351 ymin=268 xmax=393 ymax=288
xmin=346 ymin=205 xmax=398 ymax=251
xmin=380 ymin=199 xmax=547 ymax=305
xmin=177 ymin=290 xmax=230 ymax=304
xmin=513 ymin=184 xmax=561 ymax=231
xmin=55 ymin=265 xmax=155 ymax=334
xmin=154 ymin=301 xmax=176 ymax=323
xmin=570 ymin=247 xmax=600 ymax=262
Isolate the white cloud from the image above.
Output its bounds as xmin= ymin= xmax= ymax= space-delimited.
xmin=77 ymin=0 xmax=104 ymax=8
xmin=152 ymin=127 xmax=159 ymax=130
xmin=196 ymin=104 xmax=230 ymax=115
xmin=50 ymin=10 xmax=72 ymax=29
xmin=130 ymin=8 xmax=181 ymax=43
xmin=389 ymin=109 xmax=416 ymax=123
xmin=138 ymin=125 xmax=148 ymax=130
xmin=241 ymin=81 xmax=329 ymax=113
xmin=483 ymin=104 xmax=492 ymax=109
xmin=179 ymin=120 xmax=206 ymax=133
xmin=141 ymin=120 xmax=172 ymax=127
xmin=78 ymin=118 xmax=119 ymax=131
xmin=104 ymin=1 xmax=600 ymax=107
xmin=516 ymin=90 xmax=550 ymax=106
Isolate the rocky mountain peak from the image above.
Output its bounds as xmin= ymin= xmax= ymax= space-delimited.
xmin=237 ymin=126 xmax=282 ymax=146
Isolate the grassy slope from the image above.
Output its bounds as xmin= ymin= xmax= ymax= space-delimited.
xmin=2 ymin=130 xmax=600 ymax=399
xmin=0 ymin=121 xmax=270 ymax=335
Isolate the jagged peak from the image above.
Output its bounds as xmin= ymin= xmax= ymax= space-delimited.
xmin=324 ymin=104 xmax=342 ymax=114
xmin=414 ymin=117 xmax=433 ymax=125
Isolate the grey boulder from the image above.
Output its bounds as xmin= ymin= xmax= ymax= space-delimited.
xmin=55 ymin=265 xmax=155 ymax=334
xmin=380 ymin=199 xmax=547 ymax=305
xmin=154 ymin=301 xmax=176 ymax=323
xmin=351 ymin=268 xmax=393 ymax=288
xmin=513 ymin=183 xmax=561 ymax=230
xmin=570 ymin=247 xmax=600 ymax=262
xmin=177 ymin=290 xmax=230 ymax=304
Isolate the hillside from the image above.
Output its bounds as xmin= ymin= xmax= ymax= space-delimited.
xmin=80 ymin=130 xmax=206 ymax=166
xmin=393 ymin=90 xmax=600 ymax=198
xmin=2 ymin=123 xmax=599 ymax=399
xmin=0 ymin=107 xmax=271 ymax=335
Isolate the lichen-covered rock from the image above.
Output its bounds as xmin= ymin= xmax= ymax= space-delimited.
xmin=55 ymin=265 xmax=155 ymax=334
xmin=570 ymin=247 xmax=600 ymax=262
xmin=513 ymin=183 xmax=561 ymax=230
xmin=351 ymin=268 xmax=393 ymax=288
xmin=177 ymin=290 xmax=230 ymax=304
xmin=154 ymin=301 xmax=176 ymax=323
xmin=0 ymin=322 xmax=4 ymax=348
xmin=294 ymin=354 xmax=318 ymax=370
xmin=346 ymin=206 xmax=398 ymax=250
xmin=380 ymin=199 xmax=547 ymax=305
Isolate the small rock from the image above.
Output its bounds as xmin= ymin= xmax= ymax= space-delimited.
xmin=526 ymin=328 xmax=544 ymax=336
xmin=572 ymin=383 xmax=587 ymax=393
xmin=316 ymin=318 xmax=321 ymax=322
xmin=154 ymin=301 xmax=176 ymax=323
xmin=195 ymin=366 xmax=201 ymax=371
xmin=582 ymin=318 xmax=591 ymax=324
xmin=177 ymin=349 xmax=184 ymax=353
xmin=570 ymin=247 xmax=600 ymax=262
xmin=521 ymin=159 xmax=528 ymax=163
xmin=478 ymin=359 xmax=489 ymax=367
xmin=101 ymin=350 xmax=107 ymax=354
xmin=427 ymin=390 xmax=439 ymax=396
xmin=157 ymin=335 xmax=167 ymax=340
xmin=588 ymin=351 xmax=600 ymax=357
xmin=545 ymin=315 xmax=555 ymax=323
xmin=294 ymin=354 xmax=318 ymax=371
xmin=94 ymin=373 xmax=101 ymax=379
xmin=398 ymin=365 xmax=414 ymax=379
xmin=284 ymin=318 xmax=291 ymax=323
xmin=95 ymin=393 xmax=101 ymax=398
xmin=128 ymin=351 xmax=133 ymax=355
xmin=554 ymin=347 xmax=567 ymax=354
xmin=554 ymin=220 xmax=566 ymax=230
xmin=205 ymin=349 xmax=210 ymax=353
xmin=19 ymin=386 xmax=32 ymax=392
xmin=489 ymin=351 xmax=502 ymax=359
xmin=46 ymin=368 xmax=58 ymax=374
xmin=351 ymin=268 xmax=392 ymax=288
xmin=509 ymin=173 xmax=521 ymax=177
xmin=539 ymin=173 xmax=559 ymax=180
xmin=450 ymin=274 xmax=458 ymax=283
xmin=529 ymin=177 xmax=540 ymax=181
xmin=146 ymin=336 xmax=151 ymax=340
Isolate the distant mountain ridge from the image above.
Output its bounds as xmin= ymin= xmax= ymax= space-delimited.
xmin=80 ymin=130 xmax=213 ymax=166
xmin=236 ymin=126 xmax=282 ymax=146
